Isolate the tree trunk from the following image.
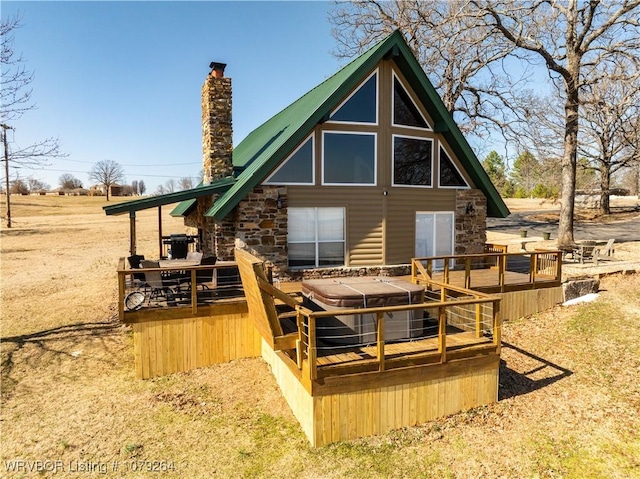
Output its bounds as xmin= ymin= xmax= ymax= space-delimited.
xmin=599 ymin=166 xmax=611 ymax=215
xmin=557 ymin=91 xmax=579 ymax=248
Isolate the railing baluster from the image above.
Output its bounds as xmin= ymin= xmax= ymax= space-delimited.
xmin=465 ymin=257 xmax=471 ymax=289
xmin=191 ymin=269 xmax=197 ymax=314
xmin=475 ymin=302 xmax=482 ymax=338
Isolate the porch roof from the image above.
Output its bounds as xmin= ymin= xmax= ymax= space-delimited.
xmin=102 ymin=178 xmax=235 ymax=216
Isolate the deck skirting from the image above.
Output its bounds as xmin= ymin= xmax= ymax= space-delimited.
xmin=130 ymin=301 xmax=261 ymax=379
xmin=262 ymin=339 xmax=499 ymax=447
xmin=497 ymin=286 xmax=564 ymax=321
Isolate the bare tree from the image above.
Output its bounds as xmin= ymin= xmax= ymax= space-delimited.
xmin=1 ymin=15 xmax=65 ymax=227
xmin=178 ymin=176 xmax=194 ymax=191
xmin=138 ymin=180 xmax=146 ymax=196
xmin=89 ymin=160 xmax=125 ymax=201
xmin=329 ymin=1 xmax=526 ymax=138
xmin=28 ymin=178 xmax=49 ymax=192
xmin=59 ymin=173 xmax=83 ymax=190
xmin=131 ymin=180 xmax=139 ymax=196
xmin=578 ymin=62 xmax=640 ymax=214
xmin=471 ymin=0 xmax=640 ymax=246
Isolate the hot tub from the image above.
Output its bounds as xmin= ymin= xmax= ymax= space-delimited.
xmin=301 ymin=277 xmax=425 ymax=345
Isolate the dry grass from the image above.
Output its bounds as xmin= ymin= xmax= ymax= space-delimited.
xmin=2 ymin=195 xmax=640 ymax=478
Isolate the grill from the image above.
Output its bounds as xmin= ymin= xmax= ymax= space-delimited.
xmin=162 ymin=234 xmax=196 ymax=259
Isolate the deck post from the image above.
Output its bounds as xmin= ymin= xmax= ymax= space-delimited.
xmin=498 ymin=254 xmax=505 ymax=292
xmin=555 ymin=251 xmax=562 ymax=281
xmin=191 ymin=269 xmax=198 ymax=314
xmin=426 ymin=260 xmax=433 ymax=291
xmin=465 ymin=258 xmax=471 ymax=289
xmin=296 ymin=310 xmax=304 ymax=369
xmin=475 ymin=302 xmax=482 ymax=338
xmin=438 ymin=305 xmax=447 ymax=363
xmin=530 ymin=253 xmax=537 ymax=286
xmin=376 ymin=312 xmax=385 ymax=372
xmin=129 ymin=211 xmax=136 ymax=256
xmin=493 ymin=300 xmax=501 ymax=354
xmin=308 ymin=314 xmax=317 ymax=380
xmin=158 ymin=206 xmax=163 ymax=259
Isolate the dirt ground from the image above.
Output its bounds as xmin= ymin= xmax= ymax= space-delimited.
xmin=1 ymin=195 xmax=639 ymax=478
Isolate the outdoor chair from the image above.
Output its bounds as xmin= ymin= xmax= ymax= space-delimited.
xmin=127 ymin=254 xmax=146 ymax=284
xmin=573 ymin=240 xmax=598 ymax=264
xmin=195 ymin=255 xmax=218 ymax=290
xmin=593 ymin=238 xmax=616 ymax=260
xmin=139 ymin=260 xmax=180 ymax=305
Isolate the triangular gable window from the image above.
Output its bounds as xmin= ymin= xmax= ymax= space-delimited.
xmin=439 ymin=147 xmax=469 ymax=188
xmin=329 ymin=71 xmax=377 ymax=124
xmin=393 ymin=76 xmax=429 ymax=129
xmin=264 ymin=135 xmax=314 ymax=185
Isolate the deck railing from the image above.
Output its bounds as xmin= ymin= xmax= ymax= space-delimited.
xmin=411 ymin=249 xmax=562 ymax=293
xmin=116 ymin=258 xmax=243 ymax=322
xmin=291 ymin=281 xmax=501 ymax=381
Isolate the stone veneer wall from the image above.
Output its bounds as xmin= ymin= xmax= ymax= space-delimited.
xmin=202 ymin=74 xmax=233 ymax=184
xmin=212 ymin=186 xmax=289 ymax=268
xmin=455 ymin=189 xmax=487 ymax=263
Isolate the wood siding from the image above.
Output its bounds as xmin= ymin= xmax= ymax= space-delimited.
xmin=386 ymin=188 xmax=457 ymax=264
xmin=130 ymin=302 xmax=262 ymax=379
xmin=277 ymin=59 xmax=481 ymax=268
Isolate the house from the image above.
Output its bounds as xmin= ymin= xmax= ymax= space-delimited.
xmin=171 ymin=30 xmax=509 ymax=277
xmin=103 ymin=31 xmax=567 ymax=446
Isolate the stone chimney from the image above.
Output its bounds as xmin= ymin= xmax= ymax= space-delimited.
xmin=202 ymin=62 xmax=233 ymax=183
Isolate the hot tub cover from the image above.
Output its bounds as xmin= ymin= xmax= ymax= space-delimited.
xmin=301 ymin=277 xmax=424 ymax=308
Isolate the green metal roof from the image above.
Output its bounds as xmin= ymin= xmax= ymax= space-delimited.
xmin=187 ymin=30 xmax=507 ymax=219
xmin=103 ymin=178 xmax=235 ymax=216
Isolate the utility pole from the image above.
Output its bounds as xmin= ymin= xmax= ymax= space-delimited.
xmin=1 ymin=123 xmax=14 ymax=228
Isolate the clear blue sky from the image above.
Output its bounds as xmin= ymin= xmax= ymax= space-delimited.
xmin=2 ymin=1 xmax=340 ymax=193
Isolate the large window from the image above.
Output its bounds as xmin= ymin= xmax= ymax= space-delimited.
xmin=393 ymin=135 xmax=433 ymax=187
xmin=329 ymin=70 xmax=378 ymax=125
xmin=439 ymin=146 xmax=468 ymax=188
xmin=288 ymin=207 xmax=345 ymax=268
xmin=264 ymin=135 xmax=314 ymax=185
xmin=392 ymin=75 xmax=429 ymax=129
xmin=323 ymin=132 xmax=376 ymax=185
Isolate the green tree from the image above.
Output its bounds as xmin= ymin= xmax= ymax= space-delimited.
xmin=481 ymin=151 xmax=507 ymax=193
xmin=510 ymin=151 xmax=540 ymax=197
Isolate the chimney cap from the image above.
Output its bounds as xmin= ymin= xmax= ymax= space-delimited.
xmin=209 ymin=62 xmax=227 ymax=72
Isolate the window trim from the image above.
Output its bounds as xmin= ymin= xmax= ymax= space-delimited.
xmin=391 ymin=71 xmax=431 ymax=131
xmin=263 ymin=133 xmax=315 ymax=185
xmin=437 ymin=143 xmax=470 ymax=189
xmin=322 ymin=131 xmax=378 ymax=187
xmin=327 ymin=69 xmax=379 ymax=126
xmin=287 ymin=207 xmax=346 ymax=269
xmin=392 ymin=134 xmax=434 ymax=188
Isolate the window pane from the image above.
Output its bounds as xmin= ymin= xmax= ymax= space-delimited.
xmin=394 ymin=136 xmax=432 ymax=186
xmin=415 ymin=213 xmax=434 ymax=258
xmin=318 ymin=242 xmax=344 ymax=267
xmin=317 ymin=208 xmax=344 ymax=241
xmin=288 ymin=243 xmax=316 ymax=268
xmin=393 ymin=78 xmax=428 ymax=128
xmin=330 ymin=73 xmax=377 ymax=123
xmin=266 ymin=137 xmax=313 ymax=184
xmin=324 ymin=133 xmax=375 ymax=184
xmin=439 ymin=147 xmax=468 ymax=187
xmin=288 ymin=207 xmax=316 ymax=242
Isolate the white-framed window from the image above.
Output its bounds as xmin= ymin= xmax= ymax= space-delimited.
xmin=328 ymin=69 xmax=378 ymax=125
xmin=415 ymin=211 xmax=454 ymax=270
xmin=322 ymin=131 xmax=377 ymax=186
xmin=438 ymin=145 xmax=469 ymax=188
xmin=392 ymin=72 xmax=430 ymax=130
xmin=392 ymin=134 xmax=433 ymax=187
xmin=288 ymin=207 xmax=346 ymax=269
xmin=264 ymin=134 xmax=314 ymax=185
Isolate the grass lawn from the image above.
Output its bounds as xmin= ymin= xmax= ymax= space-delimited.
xmin=1 ymin=195 xmax=639 ymax=478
